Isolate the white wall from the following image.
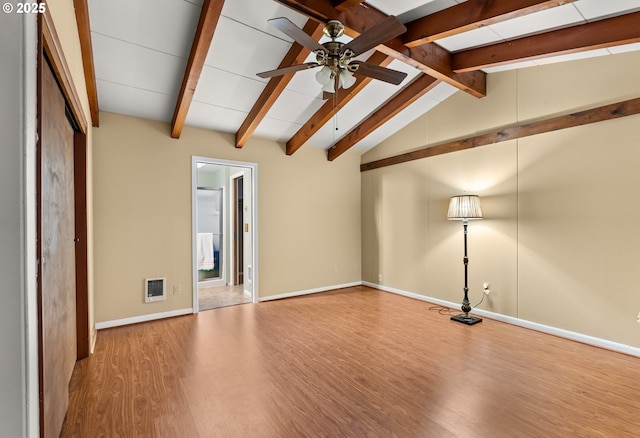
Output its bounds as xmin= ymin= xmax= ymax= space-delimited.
xmin=0 ymin=13 xmax=38 ymax=438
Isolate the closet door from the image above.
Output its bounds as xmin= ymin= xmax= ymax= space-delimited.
xmin=39 ymin=54 xmax=77 ymax=438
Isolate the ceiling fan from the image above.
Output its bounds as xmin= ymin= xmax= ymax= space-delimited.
xmin=257 ymin=16 xmax=408 ymax=94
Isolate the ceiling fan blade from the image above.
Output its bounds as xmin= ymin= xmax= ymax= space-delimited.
xmin=352 ymin=62 xmax=408 ymax=85
xmin=268 ymin=17 xmax=327 ymax=53
xmin=341 ymin=16 xmax=406 ymax=56
xmin=257 ymin=62 xmax=319 ymax=79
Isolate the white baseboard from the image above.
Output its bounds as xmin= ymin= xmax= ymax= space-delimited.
xmin=95 ymin=308 xmax=194 ymax=330
xmin=363 ymin=281 xmax=640 ymax=358
xmin=258 ymin=281 xmax=363 ymax=302
xmin=94 ymin=283 xmax=640 ymax=358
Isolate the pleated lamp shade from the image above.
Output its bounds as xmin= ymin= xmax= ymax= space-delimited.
xmin=447 ymin=195 xmax=483 ymax=220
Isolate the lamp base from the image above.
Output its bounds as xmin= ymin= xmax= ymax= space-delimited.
xmin=451 ymin=314 xmax=483 ymax=325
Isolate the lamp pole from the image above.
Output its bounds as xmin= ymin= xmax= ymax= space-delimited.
xmin=451 ymin=217 xmax=482 ymax=325
xmin=461 ymin=219 xmax=471 ymax=317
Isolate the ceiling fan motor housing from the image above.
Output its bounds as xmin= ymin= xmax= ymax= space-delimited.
xmin=318 ymin=42 xmax=349 ymax=69
xmin=317 ymin=20 xmax=354 ymax=71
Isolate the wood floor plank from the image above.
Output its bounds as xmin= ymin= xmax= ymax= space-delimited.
xmin=61 ymin=286 xmax=640 ymax=437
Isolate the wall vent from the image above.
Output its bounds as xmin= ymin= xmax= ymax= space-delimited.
xmin=144 ymin=277 xmax=166 ymax=303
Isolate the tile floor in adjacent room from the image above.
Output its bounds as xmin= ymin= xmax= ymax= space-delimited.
xmin=198 ymin=284 xmax=251 ymax=311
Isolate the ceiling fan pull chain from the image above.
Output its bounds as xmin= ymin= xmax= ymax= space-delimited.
xmin=334 ymin=88 xmax=339 ymax=132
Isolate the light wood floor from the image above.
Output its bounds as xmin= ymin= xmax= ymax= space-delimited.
xmin=61 ymin=286 xmax=640 ymax=437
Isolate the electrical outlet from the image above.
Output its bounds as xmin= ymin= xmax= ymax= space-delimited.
xmin=637 ymin=311 xmax=640 ymax=324
xmin=483 ymin=282 xmax=490 ymax=295
xmin=173 ymin=285 xmax=182 ymax=295
xmin=378 ymin=274 xmax=383 ymax=282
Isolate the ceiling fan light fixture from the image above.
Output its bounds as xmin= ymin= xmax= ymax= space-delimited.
xmin=339 ymin=68 xmax=356 ymax=89
xmin=258 ymin=16 xmax=409 ymax=93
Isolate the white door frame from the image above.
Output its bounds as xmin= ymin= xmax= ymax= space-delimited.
xmin=228 ymin=170 xmax=244 ymax=287
xmin=191 ymin=156 xmax=258 ymax=313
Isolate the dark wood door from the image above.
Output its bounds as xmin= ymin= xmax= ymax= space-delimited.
xmin=39 ymin=55 xmax=77 ymax=438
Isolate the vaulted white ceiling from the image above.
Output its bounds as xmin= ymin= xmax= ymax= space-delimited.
xmin=87 ymin=0 xmax=640 ymax=154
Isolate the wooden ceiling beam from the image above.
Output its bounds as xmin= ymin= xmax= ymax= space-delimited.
xmin=236 ymin=20 xmax=324 ymax=148
xmin=286 ymin=51 xmax=393 ymax=155
xmin=379 ymin=42 xmax=485 ymax=98
xmin=171 ymin=0 xmax=224 ymax=139
xmin=403 ymin=0 xmax=577 ymax=47
xmin=360 ymin=96 xmax=640 ymax=172
xmin=327 ymin=74 xmax=440 ymax=161
xmin=333 ymin=0 xmax=366 ymax=12
xmin=272 ymin=0 xmax=487 ymax=98
xmin=274 ymin=0 xmax=337 ymax=23
xmin=73 ymin=0 xmax=99 ymax=127
xmin=453 ymin=10 xmax=640 ymax=73
xmin=340 ymin=6 xmax=487 ymax=98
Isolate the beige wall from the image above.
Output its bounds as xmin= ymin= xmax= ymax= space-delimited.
xmin=361 ymin=50 xmax=640 ymax=347
xmin=92 ymin=113 xmax=362 ymax=323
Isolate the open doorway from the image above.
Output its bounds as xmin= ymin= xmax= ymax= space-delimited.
xmin=192 ymin=157 xmax=257 ymax=312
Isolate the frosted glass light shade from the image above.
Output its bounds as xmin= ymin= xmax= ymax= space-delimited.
xmin=339 ymin=68 xmax=356 ymax=89
xmin=321 ymin=79 xmax=335 ymax=93
xmin=316 ymin=66 xmax=333 ymax=89
xmin=448 ymin=195 xmax=483 ymax=220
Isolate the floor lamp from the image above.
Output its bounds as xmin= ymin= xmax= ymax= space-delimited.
xmin=448 ymin=195 xmax=483 ymax=325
